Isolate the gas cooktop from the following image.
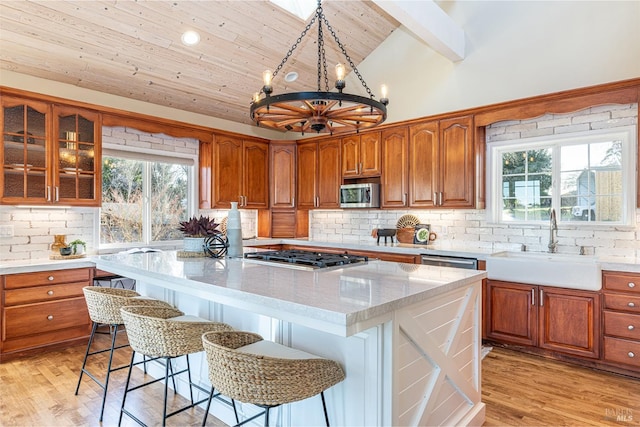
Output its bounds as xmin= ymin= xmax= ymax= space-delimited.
xmin=244 ymin=250 xmax=368 ymax=269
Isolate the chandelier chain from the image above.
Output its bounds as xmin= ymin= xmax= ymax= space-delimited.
xmin=322 ymin=14 xmax=374 ymax=98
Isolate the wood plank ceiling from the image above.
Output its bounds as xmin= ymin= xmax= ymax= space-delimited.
xmin=0 ymin=0 xmax=400 ymax=128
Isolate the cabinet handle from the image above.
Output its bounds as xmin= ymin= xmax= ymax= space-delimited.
xmin=433 ymin=193 xmax=437 ymax=207
xmin=55 ymin=186 xmax=59 ymax=202
xmin=629 ymin=282 xmax=636 ymax=288
xmin=47 ymin=315 xmax=54 ymax=321
xmin=539 ymin=288 xmax=544 ymax=306
xmin=439 ymin=192 xmax=443 ymax=206
xmin=47 ymin=185 xmax=52 ymax=201
xmin=629 ymin=352 xmax=636 ymax=358
xmin=629 ymin=325 xmax=635 ymax=331
xmin=47 ymin=290 xmax=54 ymax=296
xmin=315 ymin=196 xmax=319 ymax=207
xmin=403 ymin=193 xmax=407 ymax=205
xmin=629 ymin=302 xmax=636 ymax=308
xmin=48 ymin=276 xmax=54 ymax=281
xmin=531 ymin=288 xmax=535 ymax=305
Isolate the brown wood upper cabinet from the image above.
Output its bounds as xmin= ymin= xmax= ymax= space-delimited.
xmin=381 ymin=115 xmax=475 ymax=209
xmin=1 ymin=96 xmax=101 ymax=206
xmin=270 ymin=141 xmax=296 ymax=209
xmin=213 ymin=133 xmax=269 ymax=209
xmin=297 ymin=139 xmax=341 ymax=209
xmin=341 ymin=132 xmax=381 ymax=178
xmin=409 ymin=115 xmax=475 ymax=208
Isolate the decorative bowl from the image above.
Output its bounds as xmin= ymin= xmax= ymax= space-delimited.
xmin=59 ymin=247 xmax=72 ymax=256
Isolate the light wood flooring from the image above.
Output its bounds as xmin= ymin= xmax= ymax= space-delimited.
xmin=0 ymin=333 xmax=639 ymax=426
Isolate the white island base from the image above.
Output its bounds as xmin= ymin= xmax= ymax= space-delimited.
xmin=96 ymin=253 xmax=485 ymax=426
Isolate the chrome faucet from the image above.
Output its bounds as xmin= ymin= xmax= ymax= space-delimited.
xmin=548 ymin=208 xmax=558 ymax=253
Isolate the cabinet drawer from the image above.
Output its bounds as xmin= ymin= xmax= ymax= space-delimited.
xmin=603 ymin=336 xmax=640 ymax=368
xmin=4 ymin=282 xmax=85 ymax=306
xmin=4 ymin=268 xmax=91 ymax=289
xmin=603 ymin=292 xmax=640 ymax=313
xmin=603 ymin=271 xmax=640 ymax=294
xmin=604 ymin=311 xmax=640 ymax=340
xmin=2 ymin=297 xmax=89 ymax=340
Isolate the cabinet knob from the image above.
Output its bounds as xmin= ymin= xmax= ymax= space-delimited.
xmin=48 ymin=276 xmax=54 ymax=281
xmin=47 ymin=290 xmax=54 ymax=296
xmin=629 ymin=325 xmax=635 ymax=331
xmin=629 ymin=302 xmax=636 ymax=308
xmin=628 ymin=282 xmax=636 ymax=288
xmin=629 ymin=352 xmax=636 ymax=358
xmin=47 ymin=315 xmax=54 ymax=321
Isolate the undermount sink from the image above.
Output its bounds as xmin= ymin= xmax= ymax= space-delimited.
xmin=486 ymin=251 xmax=602 ymax=290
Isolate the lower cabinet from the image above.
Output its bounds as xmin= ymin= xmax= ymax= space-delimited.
xmin=1 ymin=268 xmax=92 ymax=361
xmin=485 ymin=280 xmax=601 ymax=359
xmin=602 ymin=270 xmax=640 ymax=372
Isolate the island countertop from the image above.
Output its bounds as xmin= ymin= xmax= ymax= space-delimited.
xmin=93 ymin=250 xmax=486 ymax=337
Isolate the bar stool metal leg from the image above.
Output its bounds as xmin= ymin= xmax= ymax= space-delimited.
xmin=75 ymin=321 xmax=127 ymax=422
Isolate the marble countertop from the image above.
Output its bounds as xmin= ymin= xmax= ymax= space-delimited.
xmin=93 ymin=250 xmax=486 ymax=337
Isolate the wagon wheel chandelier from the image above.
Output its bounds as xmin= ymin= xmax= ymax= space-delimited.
xmin=250 ymin=0 xmax=389 ymax=135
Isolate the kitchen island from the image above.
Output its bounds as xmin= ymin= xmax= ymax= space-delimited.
xmin=93 ymin=250 xmax=486 ymax=426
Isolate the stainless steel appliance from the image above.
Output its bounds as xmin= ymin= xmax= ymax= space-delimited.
xmin=339 ymin=183 xmax=380 ymax=208
xmin=244 ymin=250 xmax=368 ymax=269
xmin=420 ymin=254 xmax=478 ymax=270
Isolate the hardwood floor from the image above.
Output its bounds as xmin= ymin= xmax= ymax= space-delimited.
xmin=1 ymin=336 xmax=639 ymax=426
xmin=0 ymin=328 xmax=226 ymax=427
xmin=482 ymin=347 xmax=640 ymax=426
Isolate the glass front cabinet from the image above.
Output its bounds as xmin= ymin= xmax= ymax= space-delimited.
xmin=1 ymin=96 xmax=101 ymax=206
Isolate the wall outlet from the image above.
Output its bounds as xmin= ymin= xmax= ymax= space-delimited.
xmin=0 ymin=224 xmax=14 ymax=237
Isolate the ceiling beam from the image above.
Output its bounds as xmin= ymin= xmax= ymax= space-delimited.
xmin=372 ymin=0 xmax=465 ymax=62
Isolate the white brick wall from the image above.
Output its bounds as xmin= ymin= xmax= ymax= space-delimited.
xmin=309 ymin=103 xmax=640 ymax=259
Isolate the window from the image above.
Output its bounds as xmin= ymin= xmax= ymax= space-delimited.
xmin=100 ymin=150 xmax=196 ymax=248
xmin=488 ymin=126 xmax=636 ymax=225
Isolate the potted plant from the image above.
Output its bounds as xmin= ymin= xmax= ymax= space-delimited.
xmin=178 ymin=216 xmax=221 ymax=252
xmin=68 ymin=239 xmax=86 ymax=255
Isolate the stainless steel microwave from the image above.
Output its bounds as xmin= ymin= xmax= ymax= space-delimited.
xmin=340 ymin=183 xmax=380 ymax=208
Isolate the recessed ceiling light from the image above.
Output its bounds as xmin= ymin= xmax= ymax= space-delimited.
xmin=181 ymin=30 xmax=200 ymax=46
xmin=284 ymin=71 xmax=298 ymax=82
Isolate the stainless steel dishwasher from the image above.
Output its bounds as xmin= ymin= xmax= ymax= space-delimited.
xmin=420 ymin=254 xmax=478 ymax=270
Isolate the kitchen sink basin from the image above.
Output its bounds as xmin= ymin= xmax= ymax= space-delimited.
xmin=486 ymin=251 xmax=601 ymax=290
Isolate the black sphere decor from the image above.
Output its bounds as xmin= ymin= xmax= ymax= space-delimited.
xmin=203 ymin=234 xmax=229 ymax=258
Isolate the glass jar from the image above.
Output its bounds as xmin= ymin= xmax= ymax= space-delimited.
xmin=51 ymin=234 xmax=67 ymax=253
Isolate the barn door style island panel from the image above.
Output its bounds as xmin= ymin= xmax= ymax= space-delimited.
xmin=93 ymin=250 xmax=486 ymax=426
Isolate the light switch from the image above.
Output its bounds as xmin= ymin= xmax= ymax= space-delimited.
xmin=0 ymin=224 xmax=14 ymax=237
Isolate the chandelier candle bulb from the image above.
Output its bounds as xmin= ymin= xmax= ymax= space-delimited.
xmin=380 ymin=84 xmax=389 ymax=105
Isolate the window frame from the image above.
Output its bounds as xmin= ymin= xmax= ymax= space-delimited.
xmin=99 ymin=145 xmax=198 ymax=251
xmin=487 ymin=126 xmax=636 ymax=226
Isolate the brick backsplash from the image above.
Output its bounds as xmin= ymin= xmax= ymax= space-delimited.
xmin=309 ymin=103 xmax=640 ymax=259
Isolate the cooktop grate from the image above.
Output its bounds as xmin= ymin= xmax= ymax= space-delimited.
xmin=244 ymin=250 xmax=368 ymax=269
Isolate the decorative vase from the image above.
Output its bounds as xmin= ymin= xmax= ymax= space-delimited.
xmin=51 ymin=235 xmax=67 ymax=253
xmin=226 ymin=202 xmax=243 ymax=257
xmin=183 ymin=236 xmax=206 ymax=252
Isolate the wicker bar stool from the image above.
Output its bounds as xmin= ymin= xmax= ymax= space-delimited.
xmin=75 ymin=286 xmax=172 ymax=422
xmin=201 ymin=331 xmax=345 ymax=427
xmin=119 ymin=305 xmax=233 ymax=427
